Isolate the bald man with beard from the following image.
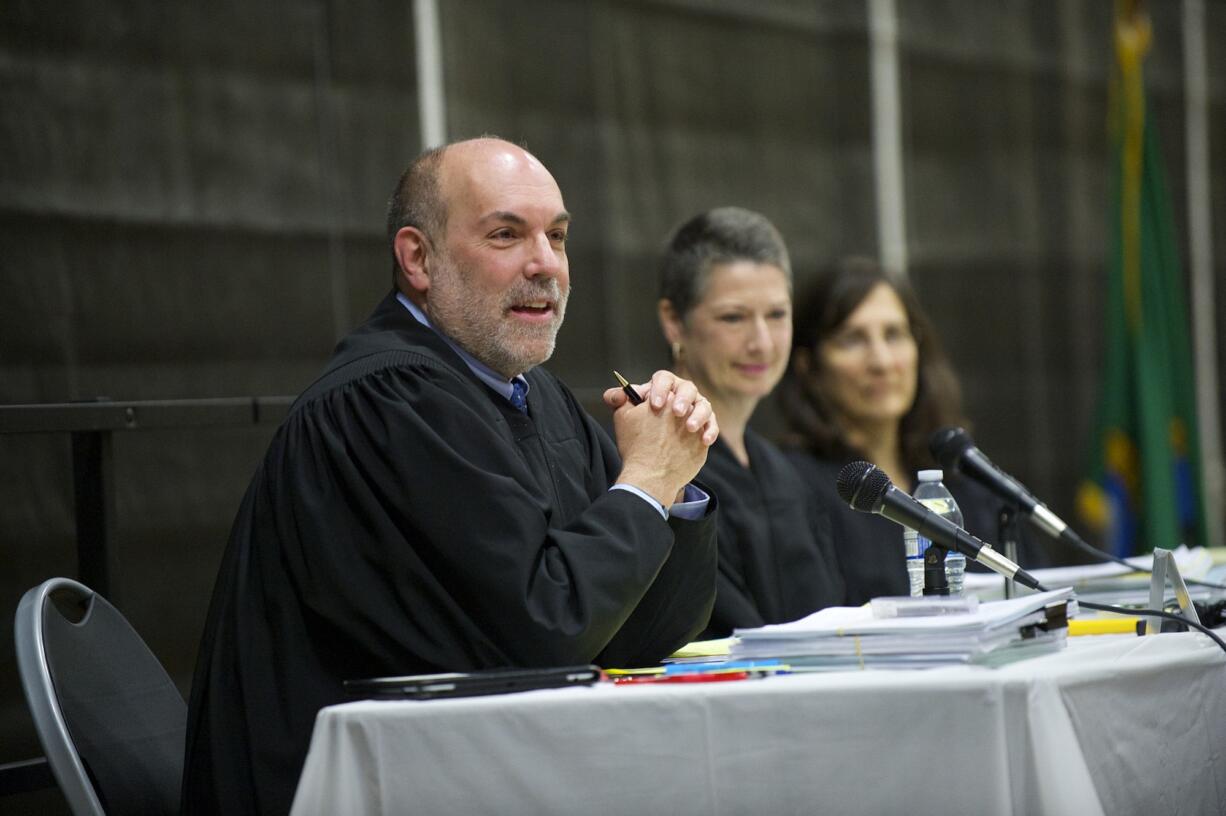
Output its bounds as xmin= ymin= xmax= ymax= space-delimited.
xmin=181 ymin=138 xmax=721 ymax=814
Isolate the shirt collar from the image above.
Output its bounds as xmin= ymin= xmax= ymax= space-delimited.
xmin=395 ymin=291 xmax=530 ymax=404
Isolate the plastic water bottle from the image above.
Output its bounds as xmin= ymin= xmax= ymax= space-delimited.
xmin=912 ymin=469 xmax=966 ymax=596
xmin=904 ymin=521 xmax=925 ymax=598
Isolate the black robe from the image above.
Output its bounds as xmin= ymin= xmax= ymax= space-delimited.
xmin=696 ymin=431 xmax=844 ymax=638
xmin=182 ymin=293 xmax=718 ymax=815
xmin=783 ymin=450 xmax=1051 ymax=606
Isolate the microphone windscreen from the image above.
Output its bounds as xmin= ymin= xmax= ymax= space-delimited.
xmin=836 ymin=461 xmax=891 ymax=512
xmin=929 ymin=426 xmax=973 ymax=470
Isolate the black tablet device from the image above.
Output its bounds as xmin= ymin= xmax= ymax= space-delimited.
xmin=343 ymin=664 xmax=603 ymax=700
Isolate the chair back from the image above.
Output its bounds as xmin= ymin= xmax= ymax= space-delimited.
xmin=15 ymin=577 xmax=187 ymax=816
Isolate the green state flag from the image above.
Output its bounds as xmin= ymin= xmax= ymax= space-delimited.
xmin=1076 ymin=7 xmax=1205 ymax=556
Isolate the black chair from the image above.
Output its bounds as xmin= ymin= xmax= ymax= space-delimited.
xmin=14 ymin=577 xmax=187 ymax=816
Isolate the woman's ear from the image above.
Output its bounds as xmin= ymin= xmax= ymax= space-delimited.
xmin=658 ymin=299 xmax=684 ymax=345
xmin=791 ymin=345 xmax=813 ymax=377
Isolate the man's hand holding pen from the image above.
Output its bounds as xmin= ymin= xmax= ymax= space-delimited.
xmin=604 ymin=370 xmax=718 ymax=509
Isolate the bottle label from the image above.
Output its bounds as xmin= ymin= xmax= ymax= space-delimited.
xmin=915 ymin=497 xmax=955 ymax=552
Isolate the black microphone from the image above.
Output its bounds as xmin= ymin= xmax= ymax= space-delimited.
xmin=836 ymin=461 xmax=1044 ymax=591
xmin=929 ymin=427 xmax=1074 ymax=545
xmin=928 ymin=428 xmax=1226 ymax=594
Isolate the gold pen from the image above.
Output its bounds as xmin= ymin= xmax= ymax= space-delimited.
xmin=613 ymin=370 xmax=644 ymax=405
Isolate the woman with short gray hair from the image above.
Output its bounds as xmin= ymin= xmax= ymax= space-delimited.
xmin=656 ymin=207 xmax=844 ymax=637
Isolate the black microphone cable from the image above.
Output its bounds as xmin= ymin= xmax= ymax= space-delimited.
xmin=1054 ymin=526 xmax=1226 ymax=593
xmin=951 ymin=558 xmax=1226 ymax=656
xmin=971 ymin=558 xmax=1226 ymax=656
xmin=1021 ymin=513 xmax=1226 ymax=594
xmin=1061 ymin=595 xmax=1225 ymax=655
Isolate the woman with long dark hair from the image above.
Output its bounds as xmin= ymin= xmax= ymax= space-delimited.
xmin=778 ymin=257 xmax=1047 ymax=604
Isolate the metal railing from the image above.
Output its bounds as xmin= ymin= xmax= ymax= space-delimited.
xmin=0 ymin=396 xmax=294 ymax=798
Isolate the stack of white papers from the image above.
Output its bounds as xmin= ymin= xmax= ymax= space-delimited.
xmin=730 ymin=588 xmax=1075 ymax=670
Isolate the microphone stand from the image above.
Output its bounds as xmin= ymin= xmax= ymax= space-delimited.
xmin=997 ymin=504 xmax=1022 ymax=599
xmin=922 ymin=544 xmax=951 ymax=596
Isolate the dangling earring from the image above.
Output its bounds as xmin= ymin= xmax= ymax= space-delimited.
xmin=671 ymin=341 xmax=683 ymax=365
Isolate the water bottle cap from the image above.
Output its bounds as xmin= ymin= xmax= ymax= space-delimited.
xmin=917 ymin=469 xmax=944 ymax=482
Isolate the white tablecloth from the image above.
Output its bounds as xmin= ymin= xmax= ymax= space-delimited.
xmin=291 ymin=631 xmax=1226 ymax=815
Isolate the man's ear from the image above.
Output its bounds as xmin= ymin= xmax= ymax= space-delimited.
xmin=394 ymin=226 xmax=432 ymax=297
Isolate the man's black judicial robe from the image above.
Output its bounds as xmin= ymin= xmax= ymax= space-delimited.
xmin=181 ymin=292 xmax=718 ymax=815
xmin=783 ymin=450 xmax=1051 ymax=605
xmin=695 ymin=431 xmax=844 ymax=638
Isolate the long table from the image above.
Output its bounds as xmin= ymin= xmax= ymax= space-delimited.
xmin=291 ymin=631 xmax=1226 ymax=815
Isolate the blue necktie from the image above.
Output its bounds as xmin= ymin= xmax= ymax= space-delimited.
xmin=509 ymin=379 xmax=528 ymax=413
